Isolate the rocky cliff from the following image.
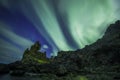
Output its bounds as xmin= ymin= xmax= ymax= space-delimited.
xmin=21 ymin=41 xmax=49 ymax=65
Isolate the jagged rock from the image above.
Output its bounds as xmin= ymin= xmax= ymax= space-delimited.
xmin=6 ymin=41 xmax=50 ymax=74
xmin=22 ymin=41 xmax=49 ymax=65
xmin=30 ymin=41 xmax=41 ymax=53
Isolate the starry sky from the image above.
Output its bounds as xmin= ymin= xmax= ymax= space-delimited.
xmin=0 ymin=0 xmax=120 ymax=63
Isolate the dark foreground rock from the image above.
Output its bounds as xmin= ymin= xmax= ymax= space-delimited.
xmin=10 ymin=70 xmax=25 ymax=76
xmin=0 ymin=64 xmax=9 ymax=74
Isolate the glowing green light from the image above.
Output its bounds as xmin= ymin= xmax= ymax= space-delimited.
xmin=59 ymin=0 xmax=116 ymax=48
xmin=21 ymin=0 xmax=117 ymax=56
xmin=32 ymin=0 xmax=72 ymax=52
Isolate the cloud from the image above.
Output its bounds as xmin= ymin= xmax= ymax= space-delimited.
xmin=43 ymin=44 xmax=48 ymax=49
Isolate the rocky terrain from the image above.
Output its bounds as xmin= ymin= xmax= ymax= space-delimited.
xmin=0 ymin=20 xmax=120 ymax=80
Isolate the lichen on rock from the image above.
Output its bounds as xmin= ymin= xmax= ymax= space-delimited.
xmin=21 ymin=41 xmax=49 ymax=65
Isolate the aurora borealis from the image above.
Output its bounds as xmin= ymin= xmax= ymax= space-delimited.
xmin=0 ymin=0 xmax=120 ymax=63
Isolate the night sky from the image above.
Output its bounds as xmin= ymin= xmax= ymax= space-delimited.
xmin=0 ymin=0 xmax=120 ymax=63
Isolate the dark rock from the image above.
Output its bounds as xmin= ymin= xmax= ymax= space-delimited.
xmin=21 ymin=41 xmax=49 ymax=65
xmin=0 ymin=63 xmax=9 ymax=74
xmin=30 ymin=41 xmax=41 ymax=53
xmin=10 ymin=70 xmax=25 ymax=76
xmin=114 ymin=76 xmax=120 ymax=80
xmin=8 ymin=61 xmax=23 ymax=70
xmin=55 ymin=64 xmax=67 ymax=77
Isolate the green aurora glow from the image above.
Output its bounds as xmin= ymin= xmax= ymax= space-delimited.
xmin=27 ymin=0 xmax=117 ymax=55
xmin=0 ymin=0 xmax=119 ymax=58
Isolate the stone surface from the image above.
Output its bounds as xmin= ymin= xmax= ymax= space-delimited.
xmin=0 ymin=63 xmax=9 ymax=74
xmin=21 ymin=41 xmax=49 ymax=65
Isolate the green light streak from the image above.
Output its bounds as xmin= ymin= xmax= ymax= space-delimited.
xmin=32 ymin=0 xmax=72 ymax=52
xmin=59 ymin=0 xmax=116 ymax=48
xmin=20 ymin=0 xmax=118 ymax=56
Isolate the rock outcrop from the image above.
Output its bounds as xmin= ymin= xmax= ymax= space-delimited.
xmin=21 ymin=41 xmax=49 ymax=65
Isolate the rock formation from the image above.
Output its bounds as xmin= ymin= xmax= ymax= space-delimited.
xmin=22 ymin=41 xmax=49 ymax=65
